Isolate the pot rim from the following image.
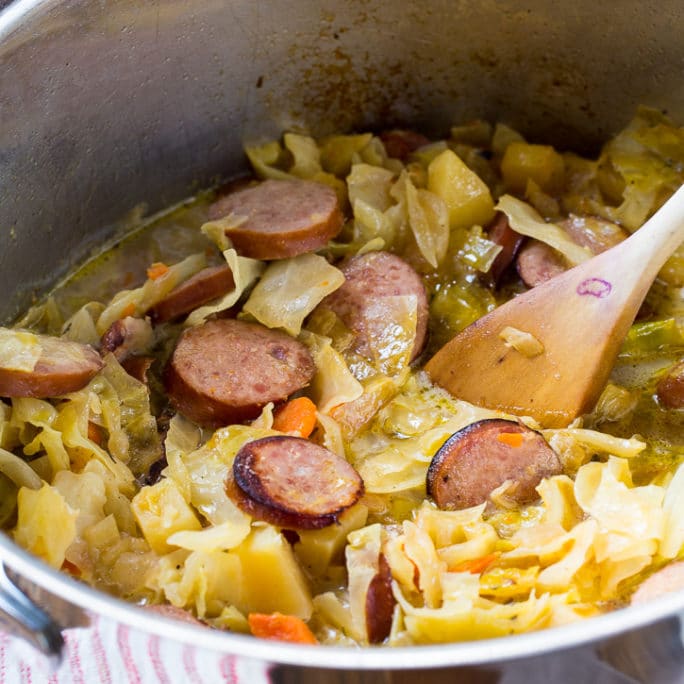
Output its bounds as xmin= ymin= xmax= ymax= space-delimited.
xmin=1 ymin=532 xmax=682 ymax=670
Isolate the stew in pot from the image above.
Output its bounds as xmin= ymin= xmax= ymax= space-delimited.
xmin=0 ymin=106 xmax=682 ymax=646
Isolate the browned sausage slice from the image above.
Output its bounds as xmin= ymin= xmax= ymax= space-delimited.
xmin=164 ymin=319 xmax=315 ymax=427
xmin=365 ymin=553 xmax=396 ymax=644
xmin=100 ymin=316 xmax=154 ymax=361
xmin=379 ymin=129 xmax=430 ymax=161
xmin=657 ymin=360 xmax=684 ymax=409
xmin=631 ymin=562 xmax=684 ymax=605
xmin=0 ymin=330 xmax=104 ymax=398
xmin=207 ymin=179 xmax=343 ymax=260
xmin=486 ymin=212 xmax=525 ymax=284
xmin=315 ymin=251 xmax=429 ymax=362
xmin=426 ymin=419 xmax=562 ymax=510
xmin=228 ymin=436 xmax=364 ymax=529
xmin=148 ymin=265 xmax=235 ymax=324
xmin=121 ymin=355 xmax=154 ymax=385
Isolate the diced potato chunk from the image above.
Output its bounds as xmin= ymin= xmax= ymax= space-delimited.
xmin=501 ymin=142 xmax=565 ymax=194
xmin=427 ymin=149 xmax=495 ymax=231
xmin=234 ymin=525 xmax=313 ymax=619
xmin=14 ymin=484 xmax=77 ymax=568
xmin=295 ymin=504 xmax=369 ymax=575
xmin=131 ymin=478 xmax=201 ymax=554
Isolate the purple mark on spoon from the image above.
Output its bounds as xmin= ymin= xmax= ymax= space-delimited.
xmin=577 ymin=277 xmax=612 ymax=298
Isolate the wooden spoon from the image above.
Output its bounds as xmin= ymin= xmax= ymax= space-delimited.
xmin=425 ymin=185 xmax=684 ymax=428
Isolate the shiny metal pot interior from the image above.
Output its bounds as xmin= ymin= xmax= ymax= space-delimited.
xmin=1 ymin=0 xmax=684 ymax=670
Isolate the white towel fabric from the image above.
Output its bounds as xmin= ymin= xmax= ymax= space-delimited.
xmin=0 ymin=616 xmax=273 ymax=684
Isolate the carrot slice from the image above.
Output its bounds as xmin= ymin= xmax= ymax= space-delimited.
xmin=147 ymin=262 xmax=170 ymax=280
xmin=496 ymin=432 xmax=524 ymax=448
xmin=272 ymin=397 xmax=317 ymax=438
xmin=450 ymin=552 xmax=499 ymax=574
xmin=248 ymin=612 xmax=318 ymax=645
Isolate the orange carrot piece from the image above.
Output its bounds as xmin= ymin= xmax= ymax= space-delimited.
xmin=450 ymin=553 xmax=499 ymax=574
xmin=496 ymin=432 xmax=524 ymax=448
xmin=248 ymin=612 xmax=318 ymax=645
xmin=121 ymin=302 xmax=137 ymax=318
xmin=272 ymin=397 xmax=317 ymax=438
xmin=147 ymin=262 xmax=170 ymax=280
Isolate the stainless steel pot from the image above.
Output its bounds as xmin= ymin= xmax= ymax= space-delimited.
xmin=1 ymin=0 xmax=684 ymax=672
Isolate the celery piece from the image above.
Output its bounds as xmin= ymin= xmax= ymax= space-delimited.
xmin=619 ymin=318 xmax=684 ymax=358
xmin=429 ymin=280 xmax=496 ymax=351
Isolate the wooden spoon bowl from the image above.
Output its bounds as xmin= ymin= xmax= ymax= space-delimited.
xmin=425 ymin=186 xmax=684 ymax=428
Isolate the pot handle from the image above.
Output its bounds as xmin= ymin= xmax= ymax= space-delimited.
xmin=0 ymin=561 xmax=64 ymax=666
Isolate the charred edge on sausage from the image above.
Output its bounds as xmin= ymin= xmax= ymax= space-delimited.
xmin=100 ymin=316 xmax=153 ymax=361
xmin=228 ymin=435 xmax=364 ymax=530
xmin=426 ymin=418 xmax=562 ymax=510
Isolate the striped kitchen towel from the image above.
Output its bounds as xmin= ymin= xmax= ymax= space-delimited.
xmin=0 ymin=615 xmax=272 ymax=684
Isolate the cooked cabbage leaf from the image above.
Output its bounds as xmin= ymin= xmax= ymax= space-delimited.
xmin=185 ymin=248 xmax=264 ymax=326
xmin=243 ymin=254 xmax=345 ymax=336
xmin=299 ymin=330 xmax=363 ymax=413
xmin=97 ymin=254 xmax=206 ymax=334
xmin=496 ymin=195 xmax=592 ymax=265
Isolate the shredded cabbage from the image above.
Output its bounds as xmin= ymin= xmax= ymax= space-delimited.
xmin=499 ymin=326 xmax=545 ymax=357
xmin=0 ymin=329 xmax=42 ymax=371
xmin=496 ymin=195 xmax=592 ymax=265
xmin=185 ymin=248 xmax=264 ymax=326
xmin=298 ymin=330 xmax=363 ymax=413
xmin=0 ymin=447 xmax=42 ymax=490
xmin=96 ymin=254 xmax=206 ymax=334
xmin=3 ymin=107 xmax=684 ymax=647
xmin=243 ymin=254 xmax=345 ymax=335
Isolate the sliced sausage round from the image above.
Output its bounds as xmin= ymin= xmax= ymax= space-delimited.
xmin=656 ymin=360 xmax=684 ymax=409
xmin=228 ymin=436 xmax=364 ymax=530
xmin=207 ymin=179 xmax=344 ymax=260
xmin=516 ymin=241 xmax=567 ymax=288
xmin=379 ymin=129 xmax=430 ymax=161
xmin=631 ymin=562 xmax=684 ymax=605
xmin=517 ymin=215 xmax=628 ymax=288
xmin=148 ymin=265 xmax=235 ymax=324
xmin=315 ymin=251 xmax=429 ymax=362
xmin=426 ymin=419 xmax=562 ymax=510
xmin=486 ymin=212 xmax=525 ymax=284
xmin=0 ymin=330 xmax=104 ymax=398
xmin=164 ymin=318 xmax=315 ymax=427
xmin=561 ymin=215 xmax=628 ymax=255
xmin=365 ymin=553 xmax=396 ymax=644
xmin=100 ymin=316 xmax=154 ymax=361
xmin=121 ymin=355 xmax=154 ymax=385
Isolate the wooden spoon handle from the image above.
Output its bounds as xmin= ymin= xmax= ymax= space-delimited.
xmin=617 ymin=184 xmax=684 ymax=280
xmin=425 ymin=184 xmax=684 ymax=428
